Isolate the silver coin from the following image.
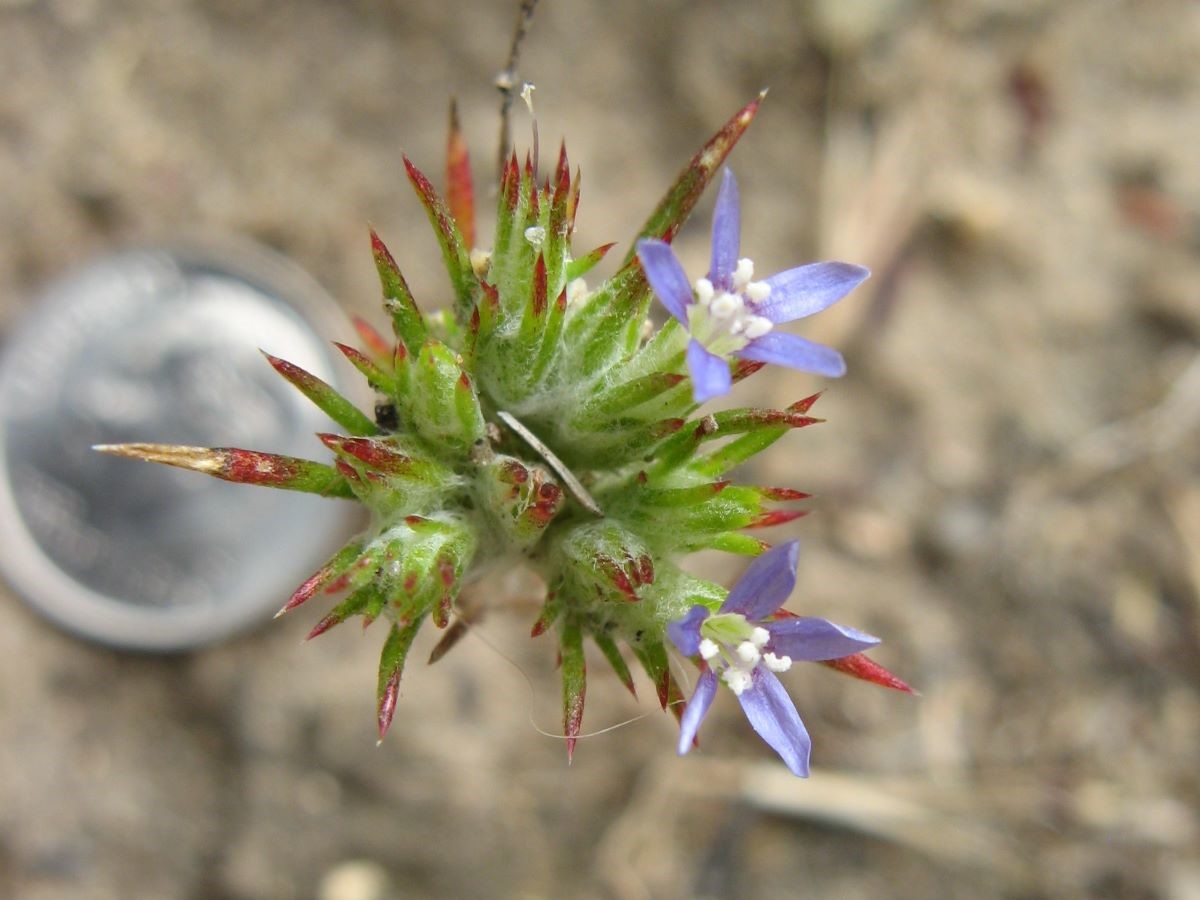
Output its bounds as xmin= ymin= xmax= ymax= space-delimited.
xmin=0 ymin=239 xmax=363 ymax=650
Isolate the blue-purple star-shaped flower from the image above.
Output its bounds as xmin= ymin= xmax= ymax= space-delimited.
xmin=667 ymin=541 xmax=879 ymax=776
xmin=636 ymin=169 xmax=870 ymax=403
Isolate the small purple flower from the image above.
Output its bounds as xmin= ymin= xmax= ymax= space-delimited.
xmin=667 ymin=540 xmax=879 ymax=776
xmin=636 ymin=169 xmax=870 ymax=403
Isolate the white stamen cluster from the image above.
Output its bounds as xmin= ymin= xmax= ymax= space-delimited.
xmin=691 ymin=257 xmax=774 ymax=347
xmin=702 ymin=618 xmax=793 ymax=697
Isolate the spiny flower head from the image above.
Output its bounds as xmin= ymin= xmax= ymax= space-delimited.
xmin=96 ymin=92 xmax=909 ymax=775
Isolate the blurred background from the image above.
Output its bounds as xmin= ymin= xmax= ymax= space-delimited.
xmin=2 ymin=0 xmax=1199 ymax=897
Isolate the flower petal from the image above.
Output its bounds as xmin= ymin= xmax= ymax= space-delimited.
xmin=667 ymin=604 xmax=711 ymax=657
xmin=765 ymin=617 xmax=880 ymax=661
xmin=735 ymin=331 xmax=846 ymax=378
xmin=722 ymin=540 xmax=799 ymax=619
xmin=677 ymin=667 xmax=719 ymax=755
xmin=687 ymin=339 xmax=733 ymax=403
xmin=708 ymin=168 xmax=740 ymax=289
xmin=756 ymin=262 xmax=869 ymax=324
xmin=635 ymin=238 xmax=692 ymax=325
xmin=737 ymin=667 xmax=811 ymax=777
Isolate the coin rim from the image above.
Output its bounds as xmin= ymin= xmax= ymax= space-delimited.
xmin=0 ymin=238 xmax=364 ymax=651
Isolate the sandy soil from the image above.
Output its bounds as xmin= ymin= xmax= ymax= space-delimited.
xmin=2 ymin=1 xmax=1199 ymax=898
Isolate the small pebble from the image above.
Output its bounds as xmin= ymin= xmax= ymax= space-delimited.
xmin=317 ymin=860 xmax=391 ymax=900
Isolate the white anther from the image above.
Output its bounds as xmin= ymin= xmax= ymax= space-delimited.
xmin=750 ymin=627 xmax=770 ymax=648
xmin=733 ymin=258 xmax=754 ymax=289
xmin=736 ymin=641 xmax=761 ymax=666
xmin=469 ymin=248 xmax=491 ymax=278
xmin=745 ymin=281 xmax=771 ymax=303
xmin=763 ymin=652 xmax=793 ymax=673
xmin=722 ymin=668 xmax=753 ymax=696
xmin=742 ymin=316 xmax=773 ymax=340
xmin=699 ymin=638 xmax=720 ymax=661
xmin=710 ymin=292 xmax=742 ymax=319
xmin=524 ymin=226 xmax=546 ymax=247
xmin=566 ymin=277 xmax=589 ymax=306
xmin=694 ymin=278 xmax=714 ymax=306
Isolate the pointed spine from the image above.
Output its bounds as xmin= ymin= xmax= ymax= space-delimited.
xmin=761 ymin=486 xmax=812 ymax=502
xmin=792 ymin=391 xmax=823 ymax=414
xmin=650 ymin=400 xmax=823 ymax=477
xmin=376 ymin=617 xmax=425 ymax=741
xmin=696 ymin=413 xmax=823 ymax=477
xmin=731 ymin=359 xmax=766 ymax=384
xmin=560 ymin=617 xmax=586 ymax=763
xmin=277 ymin=541 xmax=364 ymax=616
xmin=530 ymin=593 xmax=561 ymax=637
xmin=306 ymin=585 xmax=375 ymax=640
xmin=544 ymin=141 xmax=571 ymax=287
xmin=746 ymin=509 xmax=809 ymax=528
xmin=93 ymin=443 xmax=355 ymax=497
xmin=403 ymin=155 xmax=478 ymax=321
xmin=494 ymin=151 xmax=520 ymax=262
xmin=821 ymin=653 xmax=915 ymax=694
xmin=567 ymin=166 xmax=581 ymax=235
xmin=372 ymin=229 xmax=428 ymax=351
xmin=321 ymin=542 xmax=384 ymax=598
xmin=620 ymin=91 xmax=766 ymax=266
xmin=262 ymin=352 xmax=378 ymax=436
xmin=593 ymin=633 xmax=636 ymax=699
xmin=334 ymin=342 xmax=398 ymax=396
xmin=564 ymin=242 xmax=615 ymax=282
xmin=445 ymin=99 xmax=475 ymax=249
xmin=428 ymin=611 xmax=480 ymax=664
xmin=352 ymin=316 xmax=395 ymax=369
xmin=360 ymin=587 xmax=386 ymax=630
xmin=632 ymin=638 xmax=674 ymax=712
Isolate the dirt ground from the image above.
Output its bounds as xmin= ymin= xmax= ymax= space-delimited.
xmin=2 ymin=1 xmax=1199 ymax=898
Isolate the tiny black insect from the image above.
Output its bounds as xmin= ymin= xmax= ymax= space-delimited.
xmin=374 ymin=401 xmax=398 ymax=431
